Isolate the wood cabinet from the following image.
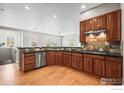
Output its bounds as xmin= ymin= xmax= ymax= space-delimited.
xmin=86 ymin=19 xmax=94 ymax=32
xmin=107 ymin=10 xmax=121 ymax=42
xmin=106 ymin=57 xmax=122 ymax=80
xmin=63 ymin=52 xmax=72 ymax=67
xmin=72 ymin=53 xmax=83 ymax=70
xmin=80 ymin=21 xmax=86 ymax=43
xmin=22 ymin=53 xmax=35 ymax=72
xmin=93 ymin=55 xmax=105 ymax=77
xmin=46 ymin=52 xmax=56 ymax=65
xmin=55 ymin=52 xmax=63 ymax=65
xmin=85 ymin=15 xmax=106 ymax=32
xmin=83 ymin=54 xmax=106 ymax=77
xmin=80 ymin=9 xmax=121 ymax=43
xmin=94 ymin=14 xmax=106 ymax=30
xmin=83 ymin=54 xmax=93 ymax=73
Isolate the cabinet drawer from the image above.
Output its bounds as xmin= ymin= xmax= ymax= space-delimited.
xmin=72 ymin=53 xmax=82 ymax=56
xmin=24 ymin=53 xmax=35 ymax=57
xmin=92 ymin=55 xmax=105 ymax=61
xmin=64 ymin=52 xmax=71 ymax=55
xmin=106 ymin=57 xmax=121 ymax=63
xmin=24 ymin=63 xmax=35 ymax=71
xmin=84 ymin=54 xmax=93 ymax=58
xmin=24 ymin=60 xmax=35 ymax=65
xmin=25 ymin=56 xmax=35 ymax=61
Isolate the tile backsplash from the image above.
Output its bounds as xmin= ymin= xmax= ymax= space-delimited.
xmin=84 ymin=32 xmax=109 ymax=51
xmin=84 ymin=32 xmax=121 ymax=53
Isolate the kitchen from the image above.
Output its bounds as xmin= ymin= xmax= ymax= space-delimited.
xmin=0 ymin=3 xmax=123 ymax=85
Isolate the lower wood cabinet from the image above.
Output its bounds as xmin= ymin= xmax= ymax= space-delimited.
xmin=63 ymin=52 xmax=72 ymax=67
xmin=46 ymin=52 xmax=56 ymax=65
xmin=22 ymin=53 xmax=35 ymax=72
xmin=106 ymin=57 xmax=122 ymax=80
xmin=55 ymin=52 xmax=63 ymax=65
xmin=41 ymin=51 xmax=123 ymax=84
xmin=20 ymin=50 xmax=122 ymax=85
xmin=72 ymin=53 xmax=83 ymax=70
xmin=93 ymin=55 xmax=105 ymax=77
xmin=83 ymin=55 xmax=93 ymax=73
xmin=83 ymin=54 xmax=106 ymax=77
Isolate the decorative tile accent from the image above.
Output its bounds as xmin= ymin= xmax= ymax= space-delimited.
xmin=85 ymin=32 xmax=107 ymax=50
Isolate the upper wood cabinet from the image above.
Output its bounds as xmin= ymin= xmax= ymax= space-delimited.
xmin=106 ymin=10 xmax=121 ymax=42
xmin=80 ymin=9 xmax=121 ymax=43
xmin=80 ymin=21 xmax=86 ymax=43
xmin=94 ymin=14 xmax=106 ymax=30
xmin=85 ymin=15 xmax=106 ymax=31
xmin=85 ymin=19 xmax=95 ymax=32
xmin=46 ymin=52 xmax=56 ymax=65
xmin=72 ymin=53 xmax=83 ymax=70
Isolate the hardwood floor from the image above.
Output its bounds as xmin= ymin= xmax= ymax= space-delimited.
xmin=0 ymin=63 xmax=103 ymax=85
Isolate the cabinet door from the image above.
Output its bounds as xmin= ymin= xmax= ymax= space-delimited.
xmin=86 ymin=19 xmax=94 ymax=32
xmin=106 ymin=57 xmax=122 ymax=79
xmin=46 ymin=52 xmax=56 ymax=65
xmin=94 ymin=14 xmax=106 ymax=30
xmin=83 ymin=57 xmax=93 ymax=73
xmin=56 ymin=52 xmax=63 ymax=65
xmin=93 ymin=59 xmax=105 ymax=77
xmin=80 ymin=21 xmax=86 ymax=43
xmin=107 ymin=10 xmax=121 ymax=42
xmin=72 ymin=53 xmax=83 ymax=70
xmin=63 ymin=52 xmax=72 ymax=67
xmin=80 ymin=22 xmax=83 ymax=43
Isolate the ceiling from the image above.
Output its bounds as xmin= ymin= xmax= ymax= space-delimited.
xmin=0 ymin=3 xmax=102 ymax=35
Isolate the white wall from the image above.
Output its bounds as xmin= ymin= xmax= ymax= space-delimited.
xmin=121 ymin=3 xmax=124 ymax=85
xmin=80 ymin=3 xmax=120 ymax=21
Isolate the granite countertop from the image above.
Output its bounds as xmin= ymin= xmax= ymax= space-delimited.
xmin=19 ymin=48 xmax=122 ymax=58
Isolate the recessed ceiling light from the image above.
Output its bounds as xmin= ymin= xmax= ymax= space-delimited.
xmin=25 ymin=6 xmax=30 ymax=10
xmin=81 ymin=5 xmax=86 ymax=9
xmin=53 ymin=15 xmax=57 ymax=18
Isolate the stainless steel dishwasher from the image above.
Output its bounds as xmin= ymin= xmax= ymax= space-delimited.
xmin=35 ymin=52 xmax=47 ymax=68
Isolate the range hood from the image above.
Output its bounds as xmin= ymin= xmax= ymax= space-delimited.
xmin=84 ymin=29 xmax=106 ymax=35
